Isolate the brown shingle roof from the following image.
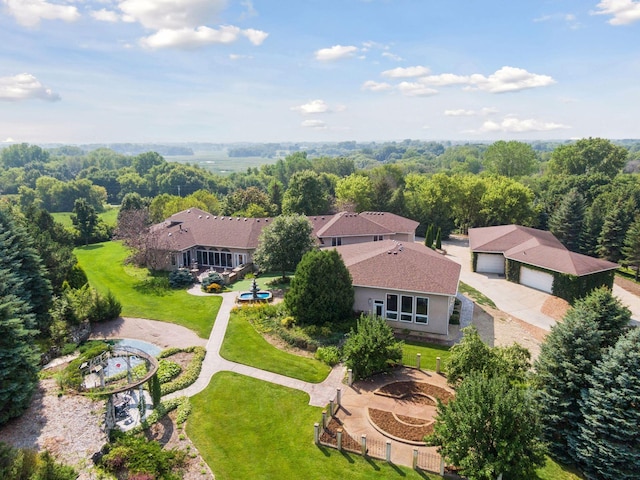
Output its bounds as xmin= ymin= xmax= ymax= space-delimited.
xmin=335 ymin=240 xmax=460 ymax=296
xmin=316 ymin=212 xmax=394 ymax=237
xmin=469 ymin=225 xmax=618 ymax=276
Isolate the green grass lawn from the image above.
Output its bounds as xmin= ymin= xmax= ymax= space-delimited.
xmin=220 ymin=307 xmax=330 ymax=383
xmin=458 ymin=281 xmax=497 ymax=308
xmin=52 ymin=207 xmax=120 ymax=228
xmin=75 ymin=241 xmax=220 ymax=338
xmin=225 ymin=272 xmax=286 ymax=292
xmin=402 ymin=341 xmax=451 ymax=372
xmin=188 ymin=372 xmax=438 ymax=480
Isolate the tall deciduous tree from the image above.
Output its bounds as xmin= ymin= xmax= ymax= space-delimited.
xmin=252 ymin=214 xmax=315 ymax=280
xmin=548 ymin=188 xmax=585 ymax=252
xmin=335 ymin=174 xmax=373 ymax=212
xmin=429 ymin=372 xmax=546 ymax=480
xmin=281 ymin=170 xmax=331 ymax=215
xmin=622 ymin=216 xmax=640 ymax=280
xmin=575 ymin=327 xmax=640 ymax=480
xmin=483 ymin=140 xmax=538 ymax=177
xmin=548 ymin=137 xmax=628 ymax=178
xmin=342 ymin=314 xmax=402 ymax=380
xmin=71 ymin=198 xmax=98 ymax=246
xmin=284 ymin=249 xmax=353 ymax=325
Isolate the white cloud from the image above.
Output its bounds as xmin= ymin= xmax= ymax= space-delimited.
xmin=0 ymin=73 xmax=60 ymax=101
xmin=91 ymin=9 xmax=120 ymax=22
xmin=291 ymin=99 xmax=330 ymax=115
xmin=382 ymin=65 xmax=430 ymax=78
xmin=301 ymin=119 xmax=327 ymax=129
xmin=242 ymin=28 xmax=268 ymax=45
xmin=444 ymin=109 xmax=477 ymax=116
xmin=397 ymin=82 xmax=438 ymax=97
xmin=314 ymin=44 xmax=358 ymax=61
xmin=239 ymin=0 xmax=257 ymax=19
xmin=3 ymin=137 xmax=15 ymax=143
xmin=467 ymin=66 xmax=556 ymax=93
xmin=381 ymin=52 xmax=403 ymax=61
xmin=444 ymin=107 xmax=498 ymax=116
xmin=118 ymin=0 xmax=226 ymax=30
xmin=420 ymin=73 xmax=471 ymax=86
xmin=362 ymin=80 xmax=392 ymax=92
xmin=140 ymin=25 xmax=266 ymax=49
xmin=533 ymin=12 xmax=582 ymax=29
xmin=477 ymin=116 xmax=570 ymax=133
xmin=592 ymin=0 xmax=640 ymax=25
xmin=3 ymin=0 xmax=80 ymax=27
xmin=229 ymin=53 xmax=253 ymax=60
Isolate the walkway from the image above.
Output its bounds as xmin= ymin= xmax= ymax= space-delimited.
xmin=165 ymin=292 xmax=346 ymax=407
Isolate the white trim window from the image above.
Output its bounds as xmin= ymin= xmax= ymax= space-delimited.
xmin=400 ymin=295 xmax=413 ymax=322
xmin=415 ymin=297 xmax=429 ymax=324
xmin=373 ymin=235 xmax=384 ymax=241
xmin=386 ymin=294 xmax=398 ymax=320
xmin=331 ymin=237 xmax=342 ymax=246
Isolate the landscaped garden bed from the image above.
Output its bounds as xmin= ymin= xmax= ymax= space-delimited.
xmin=375 ymin=381 xmax=454 ymax=404
xmin=368 ymin=408 xmax=434 ymax=444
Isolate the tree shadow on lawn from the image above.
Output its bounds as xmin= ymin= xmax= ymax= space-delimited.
xmin=132 ymin=276 xmax=171 ymax=296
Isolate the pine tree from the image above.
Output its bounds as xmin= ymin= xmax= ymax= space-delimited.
xmin=575 ymin=327 xmax=640 ymax=479
xmin=534 ymin=309 xmax=602 ymax=463
xmin=425 ymin=224 xmax=434 ymax=249
xmin=0 ymin=268 xmax=39 ymax=425
xmin=548 ymin=188 xmax=585 ymax=252
xmin=622 ymin=215 xmax=640 ymax=280
xmin=573 ymin=286 xmax=630 ymax=350
xmin=597 ymin=201 xmax=633 ymax=263
xmin=581 ymin=201 xmax=605 ymax=256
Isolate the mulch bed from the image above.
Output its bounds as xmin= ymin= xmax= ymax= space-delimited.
xmin=319 ymin=418 xmax=360 ymax=452
xmin=368 ymin=408 xmax=434 ymax=443
xmin=375 ymin=381 xmax=454 ymax=404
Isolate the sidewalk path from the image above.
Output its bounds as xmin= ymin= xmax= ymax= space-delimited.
xmin=165 ymin=292 xmax=346 ymax=407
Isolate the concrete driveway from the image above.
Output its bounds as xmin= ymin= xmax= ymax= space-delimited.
xmin=442 ymin=238 xmax=557 ymax=331
xmin=441 ymin=237 xmax=640 ymax=330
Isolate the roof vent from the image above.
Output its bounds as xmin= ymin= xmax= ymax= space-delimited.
xmin=168 ymin=232 xmax=172 ymax=236
xmin=206 ymin=215 xmax=210 ymax=219
xmin=265 ymin=219 xmax=269 ymax=222
xmin=214 ymin=216 xmax=217 ymax=219
xmin=387 ymin=251 xmax=392 ymax=254
xmin=257 ymin=219 xmax=260 ymax=222
xmin=244 ymin=218 xmax=247 ymax=221
xmin=187 ymin=209 xmax=191 ymax=213
xmin=393 ymin=251 xmax=398 ymax=255
xmin=199 ymin=215 xmax=202 ymax=219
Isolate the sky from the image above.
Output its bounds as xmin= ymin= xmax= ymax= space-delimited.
xmin=1 ymin=0 xmax=639 ymax=145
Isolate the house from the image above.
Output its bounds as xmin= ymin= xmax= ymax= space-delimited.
xmin=335 ymin=240 xmax=461 ymax=337
xmin=149 ymin=208 xmax=419 ymax=271
xmin=469 ymin=224 xmax=618 ymax=301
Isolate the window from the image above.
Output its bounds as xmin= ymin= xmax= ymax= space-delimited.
xmin=373 ymin=235 xmax=384 ymax=242
xmin=401 ymin=295 xmax=413 ymax=322
xmin=386 ymin=294 xmax=398 ymax=320
xmin=331 ymin=237 xmax=342 ymax=246
xmin=415 ymin=297 xmax=429 ymax=324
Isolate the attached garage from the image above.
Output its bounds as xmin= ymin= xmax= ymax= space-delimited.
xmin=476 ymin=253 xmax=505 ymax=274
xmin=519 ymin=266 xmax=553 ymax=293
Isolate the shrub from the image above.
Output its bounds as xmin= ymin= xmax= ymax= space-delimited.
xmin=66 ymin=263 xmax=88 ymax=289
xmin=280 ymin=316 xmax=295 ymax=328
xmin=315 ymin=346 xmax=341 ymax=366
xmin=156 ymin=360 xmax=182 ymax=384
xmin=89 ymin=290 xmax=122 ymax=322
xmin=205 ymin=282 xmax=222 ymax=293
xmin=168 ymin=268 xmax=194 ymax=289
xmin=160 ymin=347 xmax=206 ymax=396
xmin=201 ymin=271 xmax=225 ymax=290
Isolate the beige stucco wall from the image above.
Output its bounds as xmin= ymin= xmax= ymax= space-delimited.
xmin=390 ymin=232 xmax=414 ymax=242
xmin=352 ymin=285 xmax=452 ymax=336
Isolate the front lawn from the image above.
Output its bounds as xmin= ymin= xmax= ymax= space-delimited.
xmin=188 ymin=372 xmax=437 ymax=480
xmin=402 ymin=341 xmax=451 ymax=372
xmin=220 ymin=306 xmax=330 ymax=383
xmin=75 ymin=241 xmax=220 ymax=338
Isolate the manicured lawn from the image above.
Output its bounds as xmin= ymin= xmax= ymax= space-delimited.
xmin=402 ymin=341 xmax=451 ymax=372
xmin=536 ymin=458 xmax=583 ymax=480
xmin=225 ymin=272 xmax=285 ymax=292
xmin=75 ymin=241 xmax=220 ymax=338
xmin=220 ymin=307 xmax=330 ymax=383
xmin=52 ymin=207 xmax=120 ymax=228
xmin=459 ymin=281 xmax=497 ymax=308
xmin=188 ymin=372 xmax=438 ymax=480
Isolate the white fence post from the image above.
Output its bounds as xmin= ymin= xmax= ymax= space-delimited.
xmin=439 ymin=457 xmax=445 ymax=475
xmin=329 ymin=399 xmax=334 ymax=417
xmin=436 ymin=356 xmax=441 ymax=374
xmin=413 ymin=449 xmax=418 ymax=469
xmin=336 ymin=388 xmax=341 ymax=407
xmin=386 ymin=440 xmax=392 ymax=462
xmin=348 ymin=368 xmax=353 ymax=386
xmin=314 ymin=422 xmax=320 ymax=444
xmin=361 ymin=434 xmax=367 ymax=456
xmin=416 ymin=353 xmax=421 ymax=370
xmin=322 ymin=410 xmax=327 ymax=428
xmin=337 ymin=428 xmax=343 ymax=451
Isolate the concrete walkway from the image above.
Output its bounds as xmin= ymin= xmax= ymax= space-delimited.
xmin=166 ymin=292 xmax=346 ymax=407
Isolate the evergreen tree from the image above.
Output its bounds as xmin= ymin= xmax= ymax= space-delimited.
xmin=0 ymin=208 xmax=52 ymax=332
xmin=597 ymin=200 xmax=633 ymax=263
xmin=424 ymin=224 xmax=434 ymax=249
xmin=575 ymin=327 xmax=640 ymax=480
xmin=429 ymin=372 xmax=546 ymax=480
xmin=534 ymin=309 xmax=602 ymax=463
xmin=548 ymin=188 xmax=585 ymax=252
xmin=573 ymin=286 xmax=630 ymax=350
xmin=622 ymin=215 xmax=640 ymax=280
xmin=435 ymin=227 xmax=442 ymax=250
xmin=0 ymin=268 xmax=40 ymax=425
xmin=581 ymin=201 xmax=606 ymax=256
xmin=284 ymin=249 xmax=354 ymax=325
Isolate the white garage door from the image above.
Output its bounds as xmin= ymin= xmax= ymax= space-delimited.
xmin=476 ymin=253 xmax=505 ymax=274
xmin=520 ymin=266 xmax=554 ymax=293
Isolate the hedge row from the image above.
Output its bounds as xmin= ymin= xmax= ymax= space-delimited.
xmin=160 ymin=346 xmax=206 ymax=396
xmin=127 ymin=396 xmax=191 ymax=435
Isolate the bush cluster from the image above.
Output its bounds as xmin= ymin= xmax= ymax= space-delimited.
xmin=204 ymin=282 xmax=222 ymax=293
xmin=0 ymin=443 xmax=77 ymax=480
xmin=160 ymin=346 xmax=206 ymax=396
xmin=201 ymin=272 xmax=225 ymax=293
xmin=89 ymin=290 xmax=122 ymax=322
xmin=156 ymin=359 xmax=182 ymax=384
xmin=314 ymin=346 xmax=342 ymax=366
xmin=168 ymin=268 xmax=193 ymax=289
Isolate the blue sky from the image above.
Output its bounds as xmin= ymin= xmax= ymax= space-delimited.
xmin=1 ymin=0 xmax=639 ymax=144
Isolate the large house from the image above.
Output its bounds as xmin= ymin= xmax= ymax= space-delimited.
xmin=149 ymin=208 xmax=419 ymax=270
xmin=149 ymin=208 xmax=461 ymax=335
xmin=335 ymin=240 xmax=461 ymax=337
xmin=469 ymin=224 xmax=618 ymax=301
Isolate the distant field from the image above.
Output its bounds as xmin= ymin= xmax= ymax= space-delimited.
xmin=168 ymin=150 xmax=279 ymax=174
xmin=52 ymin=207 xmax=119 ymax=228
